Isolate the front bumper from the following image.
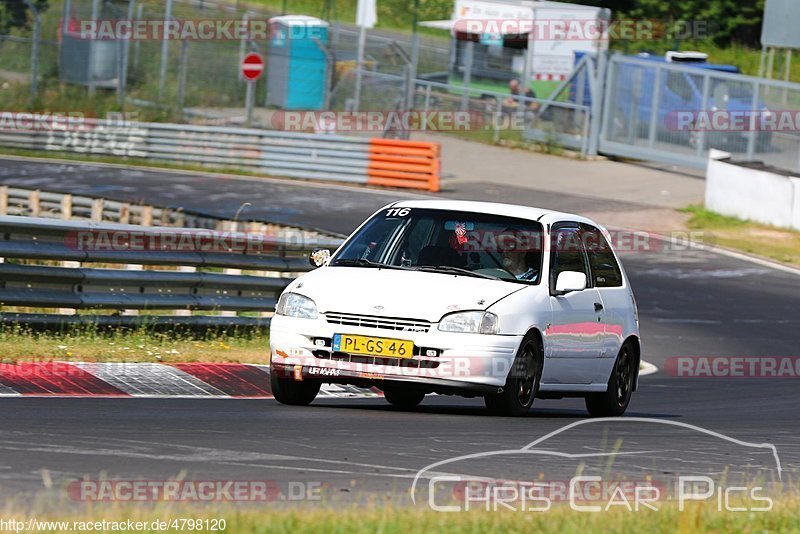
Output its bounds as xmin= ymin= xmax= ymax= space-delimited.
xmin=269 ymin=314 xmax=522 ymax=395
xmin=270 ymin=361 xmax=504 ymax=396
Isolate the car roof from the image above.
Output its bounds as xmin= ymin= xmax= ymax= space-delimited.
xmin=389 ymin=199 xmax=601 ymax=228
xmin=632 ymin=54 xmax=740 ymax=73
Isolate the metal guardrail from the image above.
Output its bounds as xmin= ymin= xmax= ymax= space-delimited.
xmin=0 ymin=215 xmax=344 ymax=327
xmin=0 ymin=119 xmax=441 ymax=191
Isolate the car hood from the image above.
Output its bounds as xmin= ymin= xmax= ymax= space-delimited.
xmin=287 ymin=266 xmax=525 ymax=322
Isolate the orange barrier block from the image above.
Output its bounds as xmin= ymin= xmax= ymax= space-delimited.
xmin=367 ymin=138 xmax=441 ymax=192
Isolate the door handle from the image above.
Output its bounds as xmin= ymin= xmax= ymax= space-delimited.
xmin=594 ymin=302 xmax=604 ymax=312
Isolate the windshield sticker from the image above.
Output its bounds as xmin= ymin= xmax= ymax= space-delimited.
xmin=386 ymin=207 xmax=411 ymax=217
xmin=454 ymin=222 xmax=468 ymax=245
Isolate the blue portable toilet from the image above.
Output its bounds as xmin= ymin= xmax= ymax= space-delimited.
xmin=266 ymin=15 xmax=329 ymax=110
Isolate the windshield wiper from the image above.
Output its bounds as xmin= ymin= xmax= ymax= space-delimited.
xmin=414 ymin=265 xmax=502 ymax=280
xmin=332 ymin=258 xmax=409 ymax=270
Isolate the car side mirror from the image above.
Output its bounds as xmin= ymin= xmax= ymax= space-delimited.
xmin=554 ymin=271 xmax=587 ymax=295
xmin=309 ymin=248 xmax=331 ymax=268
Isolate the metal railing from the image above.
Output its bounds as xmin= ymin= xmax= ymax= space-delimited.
xmin=411 ymin=77 xmax=590 ymax=154
xmin=0 ymin=185 xmax=342 ymax=245
xmin=330 ymin=69 xmax=591 ymax=155
xmin=0 ymin=215 xmax=344 ymax=327
xmin=0 ymin=185 xmax=207 ymax=227
xmin=598 ymin=53 xmax=800 ymax=172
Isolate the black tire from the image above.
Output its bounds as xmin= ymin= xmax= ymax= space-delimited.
xmin=484 ymin=332 xmax=543 ymax=416
xmin=585 ymin=343 xmax=635 ymax=417
xmin=383 ymin=387 xmax=425 ymax=410
xmin=270 ymin=371 xmax=320 ymax=406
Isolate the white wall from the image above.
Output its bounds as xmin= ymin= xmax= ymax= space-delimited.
xmin=705 ymin=149 xmax=800 ymax=231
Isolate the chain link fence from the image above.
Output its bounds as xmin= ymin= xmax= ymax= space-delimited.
xmin=0 ymin=34 xmax=58 ymax=84
xmin=7 ymin=2 xmax=800 ymax=172
xmin=0 ymin=0 xmax=453 ymax=121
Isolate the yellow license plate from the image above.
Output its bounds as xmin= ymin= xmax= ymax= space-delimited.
xmin=333 ymin=334 xmax=413 ymax=358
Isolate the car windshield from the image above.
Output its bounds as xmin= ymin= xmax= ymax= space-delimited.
xmin=331 ymin=207 xmax=544 ymax=284
xmin=710 ymin=79 xmax=752 ymax=100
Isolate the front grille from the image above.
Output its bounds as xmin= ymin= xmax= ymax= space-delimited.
xmin=325 ymin=312 xmax=431 ymax=333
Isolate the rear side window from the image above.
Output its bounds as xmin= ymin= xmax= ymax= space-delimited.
xmin=583 ymin=225 xmax=623 ymax=288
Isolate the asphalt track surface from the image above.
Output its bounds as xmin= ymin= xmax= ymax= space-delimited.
xmin=0 ymin=158 xmax=646 ymax=236
xmin=1 ymin=157 xmax=799 ymax=505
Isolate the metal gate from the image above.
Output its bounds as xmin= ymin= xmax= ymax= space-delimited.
xmin=598 ymin=54 xmax=800 ymax=173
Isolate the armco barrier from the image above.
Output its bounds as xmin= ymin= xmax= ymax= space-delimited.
xmin=0 ymin=118 xmax=441 ymax=192
xmin=0 ymin=215 xmax=344 ymax=327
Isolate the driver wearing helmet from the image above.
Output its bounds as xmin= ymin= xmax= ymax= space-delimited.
xmin=497 ymin=228 xmax=540 ymax=281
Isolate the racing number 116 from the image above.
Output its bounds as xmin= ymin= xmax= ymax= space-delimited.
xmin=386 ymin=208 xmax=411 ymax=217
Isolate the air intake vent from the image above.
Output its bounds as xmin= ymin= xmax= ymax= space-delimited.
xmin=325 ymin=312 xmax=431 ymax=333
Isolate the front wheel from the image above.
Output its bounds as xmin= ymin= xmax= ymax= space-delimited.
xmin=383 ymin=387 xmax=425 ymax=410
xmin=585 ymin=343 xmax=635 ymax=417
xmin=484 ymin=333 xmax=543 ymax=416
xmin=270 ymin=371 xmax=320 ymax=406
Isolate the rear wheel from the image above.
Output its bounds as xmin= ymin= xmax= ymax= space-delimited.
xmin=585 ymin=343 xmax=635 ymax=417
xmin=484 ymin=333 xmax=543 ymax=416
xmin=383 ymin=387 xmax=425 ymax=410
xmin=270 ymin=371 xmax=320 ymax=406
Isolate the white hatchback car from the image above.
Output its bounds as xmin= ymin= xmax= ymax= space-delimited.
xmin=269 ymin=200 xmax=640 ymax=416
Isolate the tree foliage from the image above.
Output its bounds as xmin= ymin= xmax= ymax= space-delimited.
xmin=0 ymin=0 xmax=48 ymax=35
xmin=579 ymin=0 xmax=766 ymax=47
xmin=378 ymin=0 xmax=453 ymax=29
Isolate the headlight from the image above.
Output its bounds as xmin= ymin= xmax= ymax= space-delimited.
xmin=276 ymin=293 xmax=318 ymax=319
xmin=438 ymin=311 xmax=499 ymax=334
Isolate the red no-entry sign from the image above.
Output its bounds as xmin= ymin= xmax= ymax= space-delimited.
xmin=241 ymin=52 xmax=264 ymax=81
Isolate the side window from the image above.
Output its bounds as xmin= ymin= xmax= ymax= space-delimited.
xmin=550 ymin=227 xmax=590 ymax=289
xmin=583 ymin=225 xmax=623 ymax=288
xmin=666 ymin=71 xmax=693 ymax=102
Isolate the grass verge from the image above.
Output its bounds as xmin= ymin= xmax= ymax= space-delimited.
xmin=680 ymin=205 xmax=800 ymax=266
xmin=2 ymin=500 xmax=800 ymax=533
xmin=0 ymin=324 xmax=269 ymax=364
